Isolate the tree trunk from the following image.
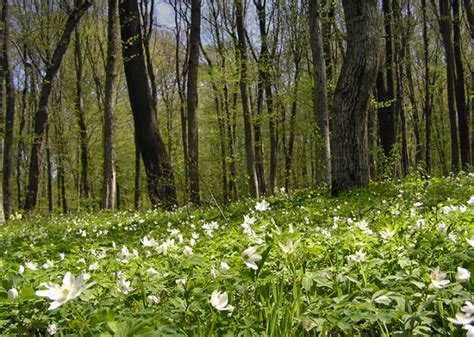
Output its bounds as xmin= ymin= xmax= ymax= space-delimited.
xmin=46 ymin=124 xmax=53 ymax=212
xmin=74 ymin=27 xmax=90 ymax=199
xmin=452 ymin=0 xmax=470 ymax=168
xmin=102 ymin=0 xmax=119 ymax=209
xmin=119 ymin=0 xmax=177 ymax=209
xmin=235 ymin=0 xmax=259 ymax=198
xmin=331 ymin=0 xmax=380 ymax=196
xmin=134 ymin=135 xmax=140 ymax=209
xmin=437 ymin=0 xmax=460 ymax=171
xmin=309 ymin=0 xmax=331 ymax=185
xmin=1 ymin=0 xmax=14 ymax=219
xmin=393 ymin=0 xmax=408 ymax=176
xmin=187 ymin=0 xmax=201 ymax=204
xmin=24 ymin=0 xmax=92 ymax=210
xmin=422 ymin=0 xmax=432 ymax=173
xmin=376 ymin=0 xmax=396 ymax=159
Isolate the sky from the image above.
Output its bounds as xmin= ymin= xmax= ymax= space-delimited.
xmin=156 ymin=1 xmax=175 ymax=29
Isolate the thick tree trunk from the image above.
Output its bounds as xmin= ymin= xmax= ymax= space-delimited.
xmin=376 ymin=0 xmax=396 ymax=159
xmin=452 ymin=0 xmax=470 ymax=168
xmin=74 ymin=27 xmax=90 ymax=199
xmin=119 ymin=0 xmax=177 ymax=209
xmin=331 ymin=0 xmax=380 ymax=196
xmin=24 ymin=0 xmax=92 ymax=210
xmin=1 ymin=0 xmax=14 ymax=219
xmin=236 ymin=0 xmax=259 ymax=198
xmin=393 ymin=0 xmax=408 ymax=176
xmin=102 ymin=0 xmax=118 ymax=209
xmin=309 ymin=0 xmax=331 ymax=185
xmin=187 ymin=0 xmax=201 ymax=204
xmin=437 ymin=0 xmax=460 ymax=171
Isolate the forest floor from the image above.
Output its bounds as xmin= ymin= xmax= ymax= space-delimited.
xmin=0 ymin=174 xmax=473 ymax=336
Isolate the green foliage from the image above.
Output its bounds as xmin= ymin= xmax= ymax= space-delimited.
xmin=0 ymin=175 xmax=473 ymax=335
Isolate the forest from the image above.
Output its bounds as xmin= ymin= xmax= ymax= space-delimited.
xmin=0 ymin=0 xmax=471 ymax=216
xmin=0 ymin=0 xmax=473 ymax=336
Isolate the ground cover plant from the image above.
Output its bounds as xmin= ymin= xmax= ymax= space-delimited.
xmin=0 ymin=174 xmax=473 ymax=336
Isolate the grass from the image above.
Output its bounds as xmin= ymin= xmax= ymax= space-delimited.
xmin=0 ymin=174 xmax=473 ymax=336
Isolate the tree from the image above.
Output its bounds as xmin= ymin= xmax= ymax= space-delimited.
xmin=74 ymin=26 xmax=91 ymax=199
xmin=435 ymin=0 xmax=460 ymax=171
xmin=308 ymin=0 xmax=331 ymax=185
xmin=235 ymin=0 xmax=259 ymax=198
xmin=119 ymin=0 xmax=177 ymax=209
xmin=102 ymin=0 xmax=119 ymax=209
xmin=331 ymin=0 xmax=381 ymax=196
xmin=1 ymin=0 xmax=14 ymax=219
xmin=187 ymin=0 xmax=201 ymax=204
xmin=452 ymin=0 xmax=470 ymax=168
xmin=375 ymin=0 xmax=396 ymax=160
xmin=24 ymin=0 xmax=92 ymax=210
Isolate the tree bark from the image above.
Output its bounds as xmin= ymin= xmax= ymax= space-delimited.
xmin=236 ymin=0 xmax=259 ymax=198
xmin=1 ymin=0 xmax=14 ymax=219
xmin=309 ymin=0 xmax=331 ymax=185
xmin=437 ymin=0 xmax=460 ymax=171
xmin=119 ymin=0 xmax=177 ymax=209
xmin=331 ymin=0 xmax=380 ymax=196
xmin=102 ymin=0 xmax=119 ymax=209
xmin=376 ymin=0 xmax=396 ymax=159
xmin=24 ymin=0 xmax=92 ymax=210
xmin=187 ymin=0 xmax=201 ymax=204
xmin=422 ymin=0 xmax=432 ymax=173
xmin=74 ymin=26 xmax=90 ymax=199
xmin=452 ymin=0 xmax=470 ymax=168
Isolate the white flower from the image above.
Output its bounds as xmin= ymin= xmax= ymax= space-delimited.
xmin=36 ymin=272 xmax=95 ymax=310
xmin=220 ymin=262 xmax=230 ymax=271
xmin=242 ymin=246 xmax=262 ymax=270
xmin=147 ymin=295 xmax=160 ymax=304
xmin=117 ymin=246 xmax=132 ymax=263
xmin=278 ymin=239 xmax=300 ymax=254
xmin=117 ymin=278 xmax=132 ymax=294
xmin=42 ymin=260 xmax=54 ymax=269
xmin=448 ymin=312 xmax=474 ymax=325
xmin=255 ymin=200 xmax=270 ymax=212
xmin=59 ymin=253 xmax=65 ymax=260
xmin=448 ymin=232 xmax=458 ymax=243
xmin=18 ymin=265 xmax=24 ymax=274
xmin=374 ymin=295 xmax=391 ymax=305
xmin=380 ymin=228 xmax=395 ymax=242
xmin=25 ymin=261 xmax=38 ymax=270
xmin=430 ymin=267 xmax=450 ymax=288
xmin=437 ymin=222 xmax=447 ymax=232
xmin=210 ymin=266 xmax=217 ymax=278
xmin=415 ymin=219 xmax=425 ymax=228
xmin=242 ymin=215 xmax=256 ymax=227
xmin=183 ymin=246 xmax=193 ymax=256
xmin=466 ymin=236 xmax=474 ymax=247
xmin=210 ymin=290 xmax=234 ymax=312
xmin=47 ymin=323 xmax=57 ymax=335
xmin=141 ymin=236 xmax=158 ymax=248
xmin=462 ymin=301 xmax=474 ymax=314
xmin=88 ymin=262 xmax=99 ymax=271
xmin=8 ymin=288 xmax=18 ymax=300
xmin=456 ymin=267 xmax=471 ymax=282
xmin=413 ymin=202 xmax=423 ymax=207
xmin=147 ymin=267 xmax=158 ymax=275
xmin=468 ymin=195 xmax=474 ymax=206
xmin=463 ymin=324 xmax=474 ymax=337
xmin=347 ymin=249 xmax=366 ymax=263
xmin=175 ymin=278 xmax=186 ymax=287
